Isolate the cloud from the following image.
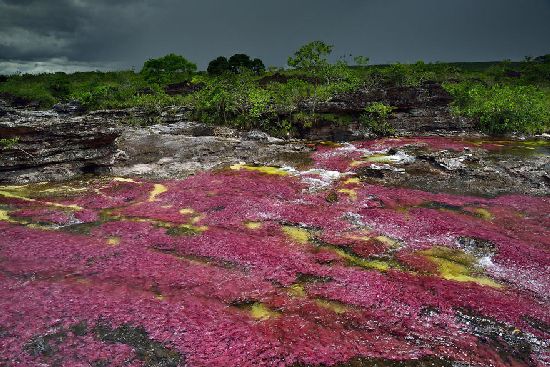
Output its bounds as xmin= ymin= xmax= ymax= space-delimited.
xmin=0 ymin=0 xmax=549 ymax=74
xmin=0 ymin=57 xmax=123 ymax=75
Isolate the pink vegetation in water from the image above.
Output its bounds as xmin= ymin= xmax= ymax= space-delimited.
xmin=0 ymin=138 xmax=549 ymax=367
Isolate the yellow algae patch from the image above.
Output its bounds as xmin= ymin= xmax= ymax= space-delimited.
xmin=282 ymin=226 xmax=311 ymax=244
xmin=0 ymin=209 xmax=14 ymax=223
xmin=230 ymin=164 xmax=289 ymax=176
xmin=421 ymin=246 xmax=501 ymax=288
xmin=350 ymin=160 xmax=368 ymax=167
xmin=287 ymin=284 xmax=306 ymax=298
xmin=244 ymin=221 xmax=262 ymax=230
xmin=473 ymin=208 xmax=493 ymax=221
xmin=343 ymin=177 xmax=361 ymax=185
xmin=179 ymin=208 xmax=195 ymax=215
xmin=154 ymin=294 xmax=165 ymax=301
xmin=338 ymin=188 xmax=357 ymax=201
xmin=250 ymin=303 xmax=280 ymax=321
xmin=106 ymin=237 xmax=121 ymax=246
xmin=315 ymin=299 xmax=348 ymax=314
xmin=332 ymin=248 xmax=391 ymax=271
xmin=113 ymin=177 xmax=137 ymax=183
xmin=364 ymin=154 xmax=394 ymax=163
xmin=148 ymin=184 xmax=168 ymax=202
xmin=0 ymin=190 xmax=82 ymax=210
xmin=374 ymin=235 xmax=401 ymax=248
xmin=190 ymin=214 xmax=206 ymax=225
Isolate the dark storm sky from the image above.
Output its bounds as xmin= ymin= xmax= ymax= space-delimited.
xmin=1 ymin=0 xmax=549 ymax=73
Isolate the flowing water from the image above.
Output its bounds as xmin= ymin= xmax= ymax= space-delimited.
xmin=0 ymin=137 xmax=549 ymax=367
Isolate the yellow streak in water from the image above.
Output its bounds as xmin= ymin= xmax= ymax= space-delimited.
xmin=0 ymin=190 xmax=82 ymax=210
xmin=230 ymin=164 xmax=289 ymax=176
xmin=282 ymin=226 xmax=311 ymax=244
xmin=250 ymin=303 xmax=280 ymax=320
xmin=338 ymin=188 xmax=357 ymax=201
xmin=244 ymin=221 xmax=262 ymax=230
xmin=148 ymin=184 xmax=168 ymax=202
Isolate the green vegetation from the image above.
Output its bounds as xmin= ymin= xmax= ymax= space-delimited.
xmin=445 ymin=83 xmax=550 ymax=134
xmin=207 ymin=54 xmax=265 ymax=75
xmin=0 ymin=137 xmax=20 ymax=149
xmin=361 ymin=102 xmax=396 ymax=136
xmin=1 ymin=44 xmax=549 ymax=135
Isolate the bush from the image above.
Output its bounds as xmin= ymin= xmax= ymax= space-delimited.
xmin=360 ymin=102 xmax=396 ymax=136
xmin=141 ymin=54 xmax=196 ymax=84
xmin=445 ymin=82 xmax=550 ymax=134
xmin=207 ymin=54 xmax=265 ymax=75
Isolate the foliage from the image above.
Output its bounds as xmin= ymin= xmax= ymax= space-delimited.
xmin=141 ymin=53 xmax=197 ymax=84
xmin=360 ymin=102 xmax=396 ymax=136
xmin=287 ymin=41 xmax=333 ymax=71
xmin=445 ymin=82 xmax=550 ymax=134
xmin=0 ymin=137 xmax=20 ymax=149
xmin=1 ymin=44 xmax=549 ymax=136
xmin=207 ymin=56 xmax=231 ymax=75
xmin=207 ymin=54 xmax=265 ymax=75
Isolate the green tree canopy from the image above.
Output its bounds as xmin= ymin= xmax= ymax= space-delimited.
xmin=207 ymin=56 xmax=231 ymax=75
xmin=207 ymin=54 xmax=265 ymax=75
xmin=141 ymin=53 xmax=197 ymax=84
xmin=287 ymin=41 xmax=333 ymax=70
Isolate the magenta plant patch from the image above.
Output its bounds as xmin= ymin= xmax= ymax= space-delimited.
xmin=0 ymin=138 xmax=549 ymax=367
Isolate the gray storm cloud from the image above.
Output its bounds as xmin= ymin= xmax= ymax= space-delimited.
xmin=1 ymin=0 xmax=549 ymax=74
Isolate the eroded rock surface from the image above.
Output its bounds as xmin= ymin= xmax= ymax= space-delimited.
xmin=0 ymin=109 xmax=121 ymax=183
xmin=113 ymin=122 xmax=312 ymax=179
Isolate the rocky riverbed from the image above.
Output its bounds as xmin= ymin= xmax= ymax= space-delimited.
xmin=1 ymin=83 xmax=550 ymax=366
xmin=1 ymin=120 xmax=549 ymax=366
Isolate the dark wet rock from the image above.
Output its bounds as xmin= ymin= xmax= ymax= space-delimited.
xmin=297 ymin=82 xmax=475 ymax=140
xmin=455 ymin=309 xmax=543 ymax=367
xmin=0 ymin=109 xmax=121 ymax=183
xmin=457 ymin=237 xmax=497 ymax=258
xmin=94 ymin=323 xmax=183 ymax=367
xmin=113 ymin=122 xmax=312 ymax=179
xmin=356 ymin=142 xmax=550 ymax=196
xmin=52 ymin=100 xmax=85 ymax=115
xmin=164 ymin=81 xmax=204 ymax=96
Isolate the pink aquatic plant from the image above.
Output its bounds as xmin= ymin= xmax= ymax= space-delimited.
xmin=0 ymin=137 xmax=549 ymax=366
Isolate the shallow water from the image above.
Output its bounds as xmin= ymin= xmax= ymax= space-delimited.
xmin=0 ymin=138 xmax=549 ymax=367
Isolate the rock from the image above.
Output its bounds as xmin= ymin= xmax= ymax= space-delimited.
xmin=0 ymin=110 xmax=121 ymax=183
xmin=356 ymin=141 xmax=550 ymax=196
xmin=52 ymin=100 xmax=85 ymax=115
xmin=113 ymin=123 xmax=312 ymax=179
xmin=164 ymin=81 xmax=204 ymax=96
xmin=295 ymin=82 xmax=474 ymax=140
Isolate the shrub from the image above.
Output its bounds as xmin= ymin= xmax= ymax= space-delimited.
xmin=445 ymin=82 xmax=550 ymax=134
xmin=207 ymin=57 xmax=231 ymax=75
xmin=141 ymin=54 xmax=196 ymax=84
xmin=0 ymin=137 xmax=20 ymax=149
xmin=208 ymin=54 xmax=265 ymax=75
xmin=360 ymin=102 xmax=396 ymax=136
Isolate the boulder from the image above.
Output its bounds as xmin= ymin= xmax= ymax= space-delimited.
xmin=0 ymin=110 xmax=121 ymax=183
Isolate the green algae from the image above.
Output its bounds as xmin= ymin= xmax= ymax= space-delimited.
xmin=231 ymin=300 xmax=281 ymax=321
xmin=282 ymin=226 xmax=311 ymax=244
xmin=230 ymin=164 xmax=289 ymax=176
xmin=420 ymin=246 xmax=501 ymax=288
xmin=244 ymin=221 xmax=262 ymax=230
xmin=148 ymin=183 xmax=168 ymax=202
xmin=314 ymin=298 xmax=349 ymax=314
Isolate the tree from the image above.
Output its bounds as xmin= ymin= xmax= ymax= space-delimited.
xmin=250 ymin=58 xmax=266 ymax=74
xmin=207 ymin=56 xmax=231 ymax=75
xmin=208 ymin=54 xmax=265 ymax=75
xmin=141 ymin=53 xmax=197 ymax=84
xmin=287 ymin=41 xmax=334 ymax=119
xmin=287 ymin=41 xmax=333 ymax=71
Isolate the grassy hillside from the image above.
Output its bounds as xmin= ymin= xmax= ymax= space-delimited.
xmin=1 ymin=47 xmax=549 ymax=135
